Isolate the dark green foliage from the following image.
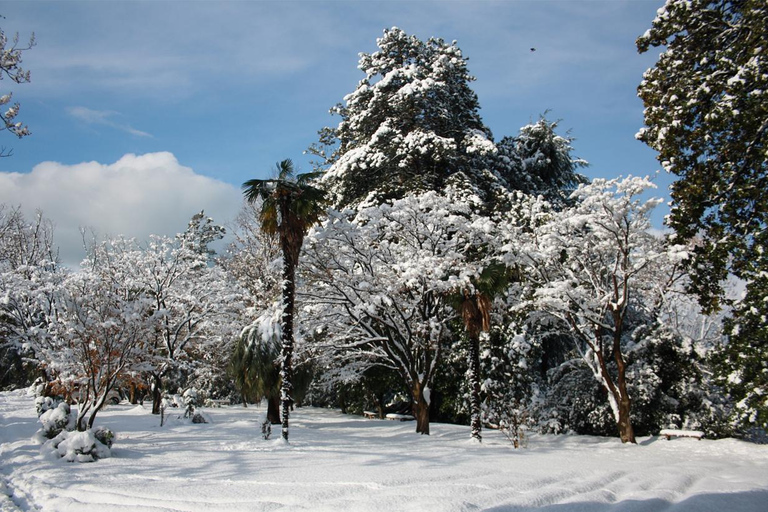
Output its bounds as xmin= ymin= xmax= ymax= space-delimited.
xmin=93 ymin=426 xmax=114 ymax=448
xmin=542 ymin=358 xmax=615 ymax=436
xmin=496 ymin=117 xmax=588 ymax=208
xmin=229 ymin=323 xmax=281 ymax=423
xmin=637 ymin=0 xmax=768 ymax=431
xmin=628 ymin=324 xmax=730 ymax=437
xmin=714 ymin=274 xmax=768 ymax=432
xmin=1 ymin=343 xmax=37 ymax=390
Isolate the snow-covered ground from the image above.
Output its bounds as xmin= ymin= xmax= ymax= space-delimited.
xmin=1 ymin=389 xmax=767 ymax=512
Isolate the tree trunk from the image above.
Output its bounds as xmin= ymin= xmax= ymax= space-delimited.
xmin=129 ymin=382 xmax=138 ymax=405
xmin=617 ymin=392 xmax=635 ymax=444
xmin=267 ymin=394 xmax=281 ymax=424
xmin=279 ymin=241 xmax=297 ymax=442
xmin=151 ymin=374 xmax=163 ymax=415
xmin=412 ymin=382 xmax=430 ymax=435
xmin=468 ymin=332 xmax=483 ymax=442
xmin=612 ymin=318 xmax=636 ymax=445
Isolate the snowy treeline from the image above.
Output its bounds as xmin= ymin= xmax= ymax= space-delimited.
xmin=0 ymin=24 xmax=759 ymax=450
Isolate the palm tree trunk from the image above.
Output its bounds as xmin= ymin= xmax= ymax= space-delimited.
xmin=468 ymin=332 xmax=482 ymax=442
xmin=279 ymin=241 xmax=297 ymax=441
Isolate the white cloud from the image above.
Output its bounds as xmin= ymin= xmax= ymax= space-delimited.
xmin=68 ymin=106 xmax=152 ymax=137
xmin=0 ymin=152 xmax=243 ymax=267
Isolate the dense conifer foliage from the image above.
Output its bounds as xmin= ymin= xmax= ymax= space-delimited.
xmin=637 ymin=0 xmax=767 ymax=432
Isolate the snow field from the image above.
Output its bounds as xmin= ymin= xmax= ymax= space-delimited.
xmin=1 ymin=389 xmax=767 ymax=511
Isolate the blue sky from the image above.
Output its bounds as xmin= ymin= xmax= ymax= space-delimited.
xmin=0 ymin=0 xmax=666 ymax=266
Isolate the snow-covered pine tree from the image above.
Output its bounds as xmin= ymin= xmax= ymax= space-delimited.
xmin=496 ymin=117 xmax=588 ymax=209
xmin=310 ymin=27 xmax=503 ymax=210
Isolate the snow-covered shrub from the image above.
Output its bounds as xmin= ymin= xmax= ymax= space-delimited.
xmin=42 ymin=429 xmax=111 ymax=463
xmin=36 ymin=402 xmax=74 ymax=440
xmin=93 ymin=426 xmax=115 ymax=448
xmin=35 ymin=395 xmax=60 ymax=417
xmin=627 ymin=324 xmax=732 ymax=438
xmin=183 ymin=388 xmax=198 ymax=418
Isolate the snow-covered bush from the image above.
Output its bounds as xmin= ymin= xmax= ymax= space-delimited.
xmin=93 ymin=426 xmax=115 ymax=448
xmin=35 ymin=395 xmax=60 ymax=417
xmin=36 ymin=402 xmax=74 ymax=440
xmin=42 ymin=429 xmax=111 ymax=463
xmin=183 ymin=388 xmax=198 ymax=418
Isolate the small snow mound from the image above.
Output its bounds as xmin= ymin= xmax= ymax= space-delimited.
xmin=267 ymin=437 xmax=291 ymax=450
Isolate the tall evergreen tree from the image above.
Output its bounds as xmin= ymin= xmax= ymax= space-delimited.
xmin=637 ymin=0 xmax=768 ymax=432
xmin=309 ymin=27 xmax=503 ymax=210
xmin=496 ymin=117 xmax=588 ymax=208
xmin=242 ymin=160 xmax=326 ymax=441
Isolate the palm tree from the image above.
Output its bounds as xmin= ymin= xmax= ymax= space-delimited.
xmin=456 ymin=261 xmax=510 ymax=442
xmin=242 ymin=159 xmax=326 ymax=441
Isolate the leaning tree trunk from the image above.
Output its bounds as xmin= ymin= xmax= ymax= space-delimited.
xmin=412 ymin=381 xmax=430 ymax=435
xmin=590 ymin=324 xmax=637 ymax=445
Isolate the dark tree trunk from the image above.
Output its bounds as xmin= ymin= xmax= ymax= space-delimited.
xmin=617 ymin=392 xmax=635 ymax=444
xmin=129 ymin=382 xmax=136 ymax=405
xmin=279 ymin=236 xmax=298 ymax=441
xmin=412 ymin=382 xmax=430 ymax=435
xmin=151 ymin=374 xmax=163 ymax=415
xmin=614 ymin=345 xmax=635 ymax=443
xmin=612 ymin=313 xmax=636 ymax=444
xmin=468 ymin=332 xmax=483 ymax=442
xmin=267 ymin=394 xmax=281 ymax=424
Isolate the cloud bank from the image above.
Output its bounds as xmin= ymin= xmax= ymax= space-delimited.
xmin=0 ymin=152 xmax=243 ymax=267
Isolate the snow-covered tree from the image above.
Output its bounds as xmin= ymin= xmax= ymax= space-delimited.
xmin=134 ymin=213 xmax=242 ymax=414
xmin=496 ymin=117 xmax=588 ymax=208
xmin=452 ymin=262 xmax=513 ymax=442
xmin=637 ymin=0 xmax=768 ymax=431
xmin=0 ymin=206 xmax=61 ymax=389
xmin=220 ymin=201 xmax=281 ymax=305
xmin=310 ymin=27 xmax=504 ymax=210
xmin=42 ymin=244 xmax=152 ymax=431
xmin=0 ymin=22 xmax=34 ymax=156
xmin=521 ymin=176 xmax=686 ymax=443
xmin=302 ymin=189 xmax=499 ymax=434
